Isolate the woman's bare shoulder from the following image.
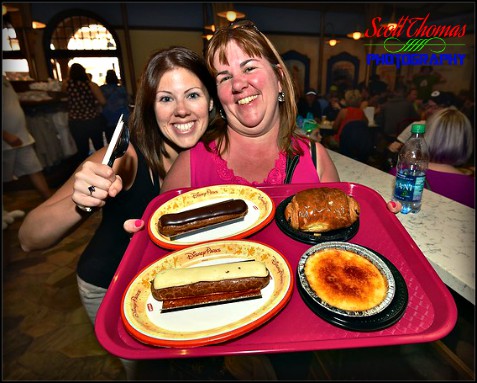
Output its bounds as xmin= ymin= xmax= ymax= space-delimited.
xmin=160 ymin=150 xmax=191 ymax=193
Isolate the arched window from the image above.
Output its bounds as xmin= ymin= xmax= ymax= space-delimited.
xmin=44 ymin=10 xmax=123 ymax=86
xmin=2 ymin=13 xmax=31 ymax=80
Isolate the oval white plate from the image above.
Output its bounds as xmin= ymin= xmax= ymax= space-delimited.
xmin=121 ymin=240 xmax=293 ymax=348
xmin=148 ymin=185 xmax=275 ymax=250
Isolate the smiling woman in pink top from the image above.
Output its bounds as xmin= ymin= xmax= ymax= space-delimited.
xmin=161 ymin=20 xmax=339 ymax=193
xmin=158 ymin=18 xmax=340 ymax=381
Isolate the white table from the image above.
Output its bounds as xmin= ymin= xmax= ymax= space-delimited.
xmin=328 ymin=149 xmax=475 ymax=304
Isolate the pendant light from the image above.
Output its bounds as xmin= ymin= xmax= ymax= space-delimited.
xmin=347 ymin=26 xmax=362 ymax=40
xmin=32 ymin=21 xmax=46 ymax=29
xmin=217 ymin=9 xmax=245 ymax=22
xmin=325 ymin=23 xmax=340 ymax=47
xmin=201 ymin=24 xmax=216 ymax=40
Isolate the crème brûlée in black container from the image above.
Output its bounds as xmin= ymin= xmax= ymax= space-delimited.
xmin=304 ymin=247 xmax=388 ymax=312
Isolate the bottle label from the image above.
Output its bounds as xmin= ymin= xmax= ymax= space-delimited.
xmin=394 ymin=172 xmax=426 ymax=202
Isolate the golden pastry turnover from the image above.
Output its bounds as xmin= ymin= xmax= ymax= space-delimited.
xmin=304 ymin=248 xmax=388 ymax=311
xmin=284 ymin=188 xmax=360 ymax=233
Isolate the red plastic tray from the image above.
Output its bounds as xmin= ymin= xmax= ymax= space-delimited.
xmin=95 ymin=182 xmax=457 ymax=359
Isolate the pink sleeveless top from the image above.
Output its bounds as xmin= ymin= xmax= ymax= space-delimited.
xmin=190 ymin=138 xmax=320 ymax=188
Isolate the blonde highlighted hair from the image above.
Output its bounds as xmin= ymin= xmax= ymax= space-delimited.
xmin=203 ymin=20 xmax=304 ymax=157
xmin=425 ymin=107 xmax=473 ymax=166
xmin=344 ymin=89 xmax=362 ymax=107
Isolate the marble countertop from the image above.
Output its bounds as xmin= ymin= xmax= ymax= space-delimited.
xmin=328 ymin=150 xmax=475 ymax=304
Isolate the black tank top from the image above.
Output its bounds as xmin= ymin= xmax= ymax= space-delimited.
xmin=77 ymin=144 xmax=160 ymax=288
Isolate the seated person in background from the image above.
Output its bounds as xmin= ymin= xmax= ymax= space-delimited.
xmin=407 ymin=87 xmax=423 ymax=117
xmin=387 ymin=90 xmax=455 ymax=155
xmin=390 ymin=107 xmax=474 ymax=208
xmin=297 ymin=87 xmax=322 ymax=124
xmin=322 ymin=94 xmax=341 ymax=121
xmin=330 ymin=89 xmax=367 ymax=149
xmin=316 ymin=90 xmax=329 ymax=114
xmin=357 ymin=83 xmax=371 ymax=109
xmin=375 ymin=84 xmax=420 ymax=144
xmin=412 ymin=65 xmax=445 ymax=102
xmin=368 ymin=74 xmax=388 ymax=98
xmin=360 ymin=93 xmax=382 ymax=118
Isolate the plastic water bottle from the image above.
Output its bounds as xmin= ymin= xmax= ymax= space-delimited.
xmin=393 ymin=123 xmax=429 ymax=214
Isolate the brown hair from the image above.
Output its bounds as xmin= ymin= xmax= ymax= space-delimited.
xmin=203 ymin=20 xmax=304 ymax=157
xmin=105 ymin=69 xmax=119 ymax=85
xmin=129 ymin=46 xmax=218 ymax=180
xmin=69 ymin=63 xmax=89 ymax=82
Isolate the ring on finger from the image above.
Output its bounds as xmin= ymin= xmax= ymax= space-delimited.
xmin=88 ymin=185 xmax=96 ymax=196
xmin=76 ymin=204 xmax=93 ymax=213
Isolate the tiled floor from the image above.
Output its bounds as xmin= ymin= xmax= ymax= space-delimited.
xmin=2 ymin=159 xmax=475 ymax=380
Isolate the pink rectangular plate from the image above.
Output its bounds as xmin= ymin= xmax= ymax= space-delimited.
xmin=95 ymin=182 xmax=457 ymax=359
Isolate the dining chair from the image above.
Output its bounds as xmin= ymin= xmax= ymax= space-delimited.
xmin=339 ymin=120 xmax=375 ymax=164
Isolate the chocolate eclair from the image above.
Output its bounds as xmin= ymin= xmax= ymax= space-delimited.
xmin=158 ymin=199 xmax=248 ymax=237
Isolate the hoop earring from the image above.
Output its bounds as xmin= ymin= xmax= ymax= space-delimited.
xmin=278 ymin=91 xmax=285 ymax=103
xmin=219 ymin=109 xmax=227 ymax=120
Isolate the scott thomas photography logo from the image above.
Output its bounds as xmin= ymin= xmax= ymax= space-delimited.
xmin=364 ymin=13 xmax=467 ymax=68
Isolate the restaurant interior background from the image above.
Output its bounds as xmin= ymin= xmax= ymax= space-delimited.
xmin=3 ymin=2 xmax=475 ymax=99
xmin=2 ymin=2 xmax=475 ymax=381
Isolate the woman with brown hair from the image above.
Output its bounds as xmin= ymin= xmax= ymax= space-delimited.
xmin=161 ymin=20 xmax=339 ymax=193
xmin=62 ymin=63 xmax=107 ymax=163
xmin=19 ymin=47 xmax=219 ymax=379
